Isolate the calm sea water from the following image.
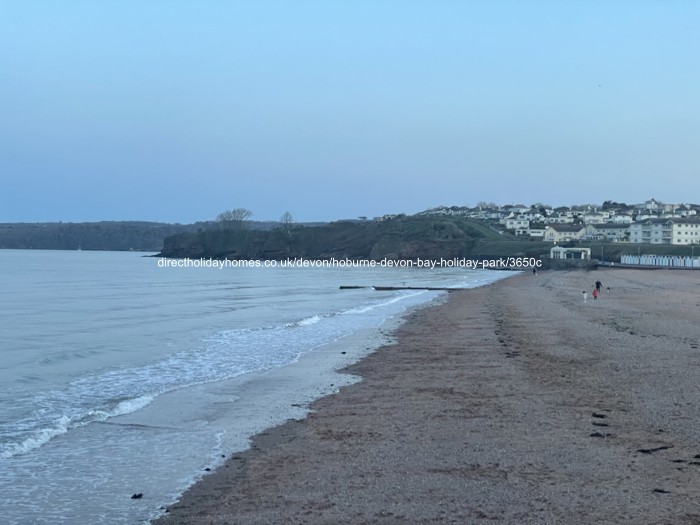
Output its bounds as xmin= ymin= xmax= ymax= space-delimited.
xmin=0 ymin=250 xmax=511 ymax=524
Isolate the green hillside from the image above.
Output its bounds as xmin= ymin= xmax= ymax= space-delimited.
xmin=160 ymin=216 xmax=508 ymax=260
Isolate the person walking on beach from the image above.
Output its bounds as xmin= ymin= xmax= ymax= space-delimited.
xmin=592 ymin=288 xmax=598 ymax=300
xmin=583 ymin=291 xmax=587 ymax=303
xmin=595 ymin=280 xmax=602 ymax=293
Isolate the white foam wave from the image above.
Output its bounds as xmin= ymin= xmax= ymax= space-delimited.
xmin=111 ymin=395 xmax=155 ymax=417
xmin=1 ymin=395 xmax=156 ymax=460
xmin=284 ymin=314 xmax=325 ymax=328
xmin=343 ymin=291 xmax=424 ymax=315
xmin=1 ymin=416 xmax=71 ymax=460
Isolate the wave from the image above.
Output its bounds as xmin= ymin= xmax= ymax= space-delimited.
xmin=1 ymin=282 xmax=462 ymax=460
xmin=343 ymin=290 xmax=424 ymax=314
xmin=1 ymin=416 xmax=72 ymax=460
xmin=284 ymin=314 xmax=326 ymax=328
xmin=1 ymin=395 xmax=155 ymax=459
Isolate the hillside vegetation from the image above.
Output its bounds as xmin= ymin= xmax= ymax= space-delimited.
xmin=159 ymin=216 xmax=545 ymax=260
xmin=4 ymin=217 xmax=695 ymax=264
xmin=0 ymin=222 xmax=206 ymax=251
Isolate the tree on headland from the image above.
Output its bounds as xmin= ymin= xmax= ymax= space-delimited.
xmin=280 ymin=211 xmax=294 ymax=237
xmin=216 ymin=208 xmax=252 ymax=231
xmin=602 ymin=200 xmax=631 ymax=211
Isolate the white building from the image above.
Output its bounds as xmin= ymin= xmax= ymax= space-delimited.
xmin=610 ymin=213 xmax=633 ymax=224
xmin=630 ymin=218 xmax=700 ymax=245
xmin=544 ymin=212 xmax=575 ymax=224
xmin=501 ymin=214 xmax=530 ymax=233
xmin=527 ymin=222 xmax=546 ymax=238
xmin=584 ymin=223 xmax=630 ymax=242
xmin=502 ymin=204 xmax=530 ymax=214
xmin=544 ymin=224 xmax=586 ymax=243
xmin=582 ymin=212 xmax=607 ymax=224
xmin=550 ymin=246 xmax=591 ymax=259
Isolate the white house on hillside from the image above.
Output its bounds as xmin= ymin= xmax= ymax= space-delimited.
xmin=544 ymin=212 xmax=575 ymax=224
xmin=527 ymin=222 xmax=546 ymax=238
xmin=678 ymin=205 xmax=697 ymax=217
xmin=503 ymin=215 xmax=530 ymax=232
xmin=502 ymin=204 xmax=530 ymax=214
xmin=581 ymin=212 xmax=607 ymax=224
xmin=544 ymin=224 xmax=586 ymax=243
xmin=610 ymin=213 xmax=633 ymax=224
xmin=584 ymin=223 xmax=630 ymax=242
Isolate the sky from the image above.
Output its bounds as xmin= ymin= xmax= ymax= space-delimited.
xmin=1 ymin=1 xmax=699 ymax=223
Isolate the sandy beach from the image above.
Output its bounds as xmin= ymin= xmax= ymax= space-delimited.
xmin=153 ymin=269 xmax=700 ymax=524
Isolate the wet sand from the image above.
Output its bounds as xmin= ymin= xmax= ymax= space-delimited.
xmin=153 ymin=269 xmax=700 ymax=524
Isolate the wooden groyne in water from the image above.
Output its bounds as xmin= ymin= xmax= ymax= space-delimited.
xmin=339 ymin=285 xmax=466 ymax=291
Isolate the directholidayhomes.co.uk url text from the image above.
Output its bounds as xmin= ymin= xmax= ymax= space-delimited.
xmin=156 ymin=257 xmax=542 ymax=270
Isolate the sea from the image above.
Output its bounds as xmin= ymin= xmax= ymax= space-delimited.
xmin=0 ymin=250 xmax=512 ymax=524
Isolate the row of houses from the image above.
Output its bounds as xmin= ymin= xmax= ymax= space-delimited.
xmin=426 ymin=199 xmax=699 ymax=220
xmin=543 ymin=219 xmax=700 ymax=245
xmin=420 ymin=199 xmax=700 ymax=245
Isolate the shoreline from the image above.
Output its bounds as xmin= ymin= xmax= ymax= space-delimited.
xmin=139 ymin=289 xmax=453 ymax=522
xmin=153 ymin=269 xmax=700 ymax=524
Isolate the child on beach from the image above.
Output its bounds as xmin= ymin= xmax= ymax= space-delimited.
xmin=592 ymin=288 xmax=598 ymax=300
xmin=583 ymin=291 xmax=587 ymax=302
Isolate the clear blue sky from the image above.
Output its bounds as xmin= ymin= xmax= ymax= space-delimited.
xmin=1 ymin=1 xmax=698 ymax=223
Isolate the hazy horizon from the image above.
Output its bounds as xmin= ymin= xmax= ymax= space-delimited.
xmin=2 ymin=1 xmax=698 ymax=224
